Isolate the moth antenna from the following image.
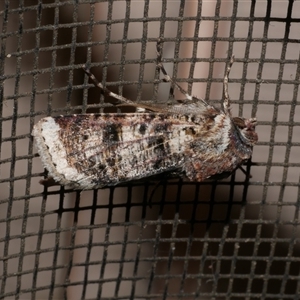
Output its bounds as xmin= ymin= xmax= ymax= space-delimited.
xmin=82 ymin=65 xmax=135 ymax=106
xmin=223 ymin=55 xmax=235 ymax=115
xmin=156 ymin=39 xmax=203 ymax=103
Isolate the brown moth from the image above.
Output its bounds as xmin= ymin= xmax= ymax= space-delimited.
xmin=32 ymin=40 xmax=258 ymax=190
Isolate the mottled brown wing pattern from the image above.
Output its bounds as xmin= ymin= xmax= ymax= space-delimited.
xmin=32 ymin=112 xmax=212 ymax=188
xmin=55 ymin=113 xmax=192 ymax=187
xmin=33 ymin=114 xmax=178 ymax=188
xmin=32 ymin=40 xmax=258 ymax=189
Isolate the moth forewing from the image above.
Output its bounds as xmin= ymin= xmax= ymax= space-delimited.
xmin=33 ymin=113 xmax=197 ymax=189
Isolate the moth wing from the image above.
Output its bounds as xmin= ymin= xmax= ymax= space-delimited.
xmin=33 ymin=114 xmax=198 ymax=189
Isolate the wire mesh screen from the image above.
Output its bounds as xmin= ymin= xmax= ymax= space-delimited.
xmin=1 ymin=1 xmax=300 ymax=299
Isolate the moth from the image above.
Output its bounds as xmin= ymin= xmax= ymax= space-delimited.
xmin=32 ymin=40 xmax=258 ymax=190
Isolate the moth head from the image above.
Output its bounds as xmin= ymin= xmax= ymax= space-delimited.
xmin=233 ymin=117 xmax=258 ymax=146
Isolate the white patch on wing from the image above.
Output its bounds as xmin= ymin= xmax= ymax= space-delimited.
xmin=32 ymin=117 xmax=94 ymax=189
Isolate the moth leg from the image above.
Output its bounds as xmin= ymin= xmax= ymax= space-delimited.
xmin=223 ymin=55 xmax=235 ymax=115
xmin=156 ymin=39 xmax=203 ymax=104
xmin=39 ymin=177 xmax=60 ymax=188
xmin=82 ymin=65 xmax=136 ymax=106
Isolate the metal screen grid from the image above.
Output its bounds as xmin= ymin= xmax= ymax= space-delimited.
xmin=0 ymin=1 xmax=300 ymax=299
